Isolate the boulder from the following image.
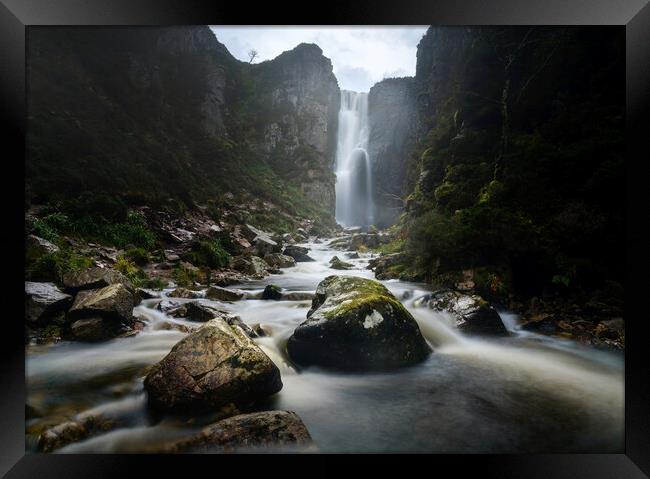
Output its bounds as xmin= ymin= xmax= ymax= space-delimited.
xmin=264 ymin=253 xmax=296 ymax=269
xmin=262 ymin=284 xmax=283 ymax=300
xmin=426 ymin=290 xmax=508 ymax=336
xmin=251 ymin=235 xmax=280 ymax=257
xmin=169 ymin=411 xmax=313 ymax=452
xmin=329 ymin=256 xmax=354 ymax=270
xmin=345 ymin=252 xmax=360 ymax=259
xmin=144 ymin=317 xmax=282 ymax=414
xmin=281 ymin=292 xmax=313 ymax=301
xmin=283 ymin=245 xmax=315 ymax=262
xmin=206 ymin=286 xmax=245 ymax=302
xmin=168 ymin=287 xmax=200 ymax=299
xmin=68 ymin=283 xmax=135 ymax=323
xmin=165 ymin=302 xmax=225 ymax=322
xmin=25 ymin=281 xmax=73 ymax=324
xmin=136 ymin=288 xmax=161 ymax=300
xmin=287 ymin=276 xmax=430 ymax=371
xmin=38 ymin=421 xmax=87 ymax=453
xmin=62 ymin=267 xmax=134 ymax=293
xmin=26 ymin=234 xmax=60 ymax=261
xmin=231 ymin=256 xmax=269 ymax=278
xmin=69 ymin=316 xmax=126 ymax=342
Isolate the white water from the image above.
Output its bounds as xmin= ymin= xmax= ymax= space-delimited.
xmin=334 ymin=91 xmax=374 ymax=227
xmin=26 ymin=238 xmax=624 ymax=453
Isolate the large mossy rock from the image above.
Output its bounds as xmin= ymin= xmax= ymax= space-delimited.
xmin=287 ymin=276 xmax=430 ymax=370
xmin=144 ymin=317 xmax=282 ymax=414
xmin=329 ymin=256 xmax=353 ymax=270
xmin=425 ymin=290 xmax=508 ymax=336
xmin=63 ymin=267 xmax=133 ymax=293
xmin=25 ymin=281 xmax=73 ymax=324
xmin=169 ymin=411 xmax=313 ymax=452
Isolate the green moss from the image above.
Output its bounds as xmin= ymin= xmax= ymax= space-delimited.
xmin=320 ymin=277 xmax=408 ymax=321
xmin=26 ymin=248 xmax=94 ymax=285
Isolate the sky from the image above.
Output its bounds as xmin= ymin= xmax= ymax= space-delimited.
xmin=209 ymin=26 xmax=428 ymax=92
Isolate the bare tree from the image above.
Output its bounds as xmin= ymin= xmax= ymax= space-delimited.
xmin=247 ymin=49 xmax=258 ymax=64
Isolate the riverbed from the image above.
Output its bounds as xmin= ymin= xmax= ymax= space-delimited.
xmin=26 ymin=239 xmax=624 ymax=453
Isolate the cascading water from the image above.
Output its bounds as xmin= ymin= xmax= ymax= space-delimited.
xmin=334 ymin=90 xmax=374 ymax=228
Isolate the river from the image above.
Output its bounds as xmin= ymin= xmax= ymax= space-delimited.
xmin=26 ymin=239 xmax=624 ymax=453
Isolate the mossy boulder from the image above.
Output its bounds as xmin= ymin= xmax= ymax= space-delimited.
xmin=262 ymin=284 xmax=283 ymax=300
xmin=287 ymin=276 xmax=430 ymax=371
xmin=144 ymin=316 xmax=282 ymax=414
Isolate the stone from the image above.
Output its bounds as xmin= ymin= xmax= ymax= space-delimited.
xmin=70 ymin=316 xmax=124 ymax=342
xmin=262 ymin=284 xmax=283 ymax=300
xmin=329 ymin=256 xmax=354 ymax=270
xmin=426 ymin=290 xmax=508 ymax=336
xmin=68 ymin=283 xmax=135 ymax=323
xmin=62 ymin=267 xmax=134 ymax=293
xmin=25 ymin=281 xmax=73 ymax=324
xmin=205 ymin=286 xmax=245 ymax=302
xmin=26 ymin=234 xmax=60 ymax=261
xmin=231 ymin=255 xmax=269 ymax=278
xmin=144 ymin=317 xmax=282 ymax=414
xmin=283 ymin=245 xmax=315 ymax=262
xmin=168 ymin=287 xmax=200 ymax=299
xmin=169 ymin=411 xmax=313 ymax=452
xmin=287 ymin=276 xmax=430 ymax=371
xmin=264 ymin=253 xmax=296 ymax=269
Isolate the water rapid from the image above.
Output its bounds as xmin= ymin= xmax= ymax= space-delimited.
xmin=26 ymin=239 xmax=624 ymax=453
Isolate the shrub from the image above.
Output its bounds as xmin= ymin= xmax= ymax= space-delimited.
xmin=172 ymin=265 xmax=200 ymax=288
xmin=124 ymin=247 xmax=150 ymax=265
xmin=114 ymin=256 xmax=147 ymax=288
xmin=26 ymin=248 xmax=94 ymax=284
xmin=183 ymin=240 xmax=230 ymax=269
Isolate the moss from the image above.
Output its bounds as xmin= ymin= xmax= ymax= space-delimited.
xmin=320 ymin=277 xmax=408 ymax=321
xmin=26 ymin=248 xmax=94 ymax=285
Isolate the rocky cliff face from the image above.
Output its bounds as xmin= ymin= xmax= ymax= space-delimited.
xmin=27 ymin=27 xmax=340 ymax=219
xmin=251 ymin=44 xmax=340 ymax=212
xmin=367 ymin=78 xmax=416 ymax=227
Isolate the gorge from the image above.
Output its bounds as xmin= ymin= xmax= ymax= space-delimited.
xmin=25 ymin=26 xmax=625 ymax=454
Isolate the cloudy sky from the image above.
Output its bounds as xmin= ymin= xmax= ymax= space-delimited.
xmin=209 ymin=26 xmax=428 ymax=92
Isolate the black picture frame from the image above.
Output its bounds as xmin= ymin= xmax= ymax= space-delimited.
xmin=1 ymin=0 xmax=649 ymax=476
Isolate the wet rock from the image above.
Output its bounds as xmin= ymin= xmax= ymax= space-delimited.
xmin=168 ymin=287 xmax=200 ymax=299
xmin=144 ymin=317 xmax=282 ymax=414
xmin=287 ymin=275 xmax=431 ymax=371
xmin=329 ymin=256 xmax=354 ymax=270
xmin=426 ymin=290 xmax=508 ymax=336
xmin=251 ymin=235 xmax=280 ymax=257
xmin=345 ymin=252 xmax=360 ymax=259
xmin=169 ymin=411 xmax=313 ymax=452
xmin=264 ymin=253 xmax=296 ymax=269
xmin=68 ymin=283 xmax=135 ymax=323
xmin=231 ymin=255 xmax=270 ymax=278
xmin=367 ymin=253 xmax=406 ymax=279
xmin=25 ymin=281 xmax=73 ymax=324
xmin=262 ymin=284 xmax=283 ymax=300
xmin=212 ymin=270 xmax=247 ymax=287
xmin=156 ymin=299 xmax=183 ymax=313
xmin=206 ymin=286 xmax=245 ymax=302
xmin=38 ymin=421 xmax=87 ymax=453
xmin=283 ymin=245 xmax=315 ymax=262
xmin=136 ymin=288 xmax=161 ymax=300
xmin=327 ymin=237 xmax=351 ymax=250
xmin=62 ymin=267 xmax=134 ymax=293
xmin=166 ymin=301 xmax=225 ymax=322
xmin=281 ymin=292 xmax=313 ymax=301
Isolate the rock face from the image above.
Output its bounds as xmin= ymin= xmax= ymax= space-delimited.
xmin=25 ymin=281 xmax=72 ymax=324
xmin=287 ymin=276 xmax=430 ymax=370
xmin=253 ymin=43 xmax=340 ymax=212
xmin=63 ymin=267 xmax=133 ymax=293
xmin=367 ymin=78 xmax=417 ymax=227
xmin=169 ymin=411 xmax=313 ymax=452
xmin=144 ymin=317 xmax=282 ymax=414
xmin=425 ymin=290 xmax=508 ymax=336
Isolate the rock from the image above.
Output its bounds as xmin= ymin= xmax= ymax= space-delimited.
xmin=281 ymin=292 xmax=313 ymax=301
xmin=281 ymin=233 xmax=296 ymax=245
xmin=165 ymin=301 xmax=225 ymax=322
xmin=168 ymin=287 xmax=200 ymax=299
xmin=206 ymin=286 xmax=245 ymax=302
xmin=231 ymin=255 xmax=270 ymax=278
xmin=136 ymin=288 xmax=161 ymax=300
xmin=327 ymin=237 xmax=351 ymax=250
xmin=283 ymin=245 xmax=315 ymax=262
xmin=25 ymin=281 xmax=73 ymax=324
xmin=169 ymin=411 xmax=313 ymax=452
xmin=287 ymin=276 xmax=431 ymax=370
xmin=156 ymin=299 xmax=183 ymax=313
xmin=329 ymin=256 xmax=354 ymax=270
xmin=68 ymin=283 xmax=135 ymax=323
xmin=251 ymin=235 xmax=280 ymax=257
xmin=62 ymin=267 xmax=134 ymax=293
xmin=264 ymin=253 xmax=296 ymax=269
xmin=26 ymin=234 xmax=60 ymax=261
xmin=367 ymin=252 xmax=406 ymax=279
xmin=144 ymin=317 xmax=282 ymax=414
xmin=345 ymin=252 xmax=360 ymax=259
xmin=38 ymin=421 xmax=87 ymax=453
xmin=427 ymin=290 xmax=508 ymax=336
xmin=70 ymin=316 xmax=124 ymax=342
xmin=262 ymin=284 xmax=283 ymax=300
xmin=211 ymin=270 xmax=247 ymax=286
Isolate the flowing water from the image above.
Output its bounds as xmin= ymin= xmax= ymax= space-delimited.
xmin=26 ymin=239 xmax=624 ymax=453
xmin=334 ymin=91 xmax=374 ymax=227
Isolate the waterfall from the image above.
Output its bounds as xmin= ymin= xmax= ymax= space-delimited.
xmin=334 ymin=90 xmax=374 ymax=228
